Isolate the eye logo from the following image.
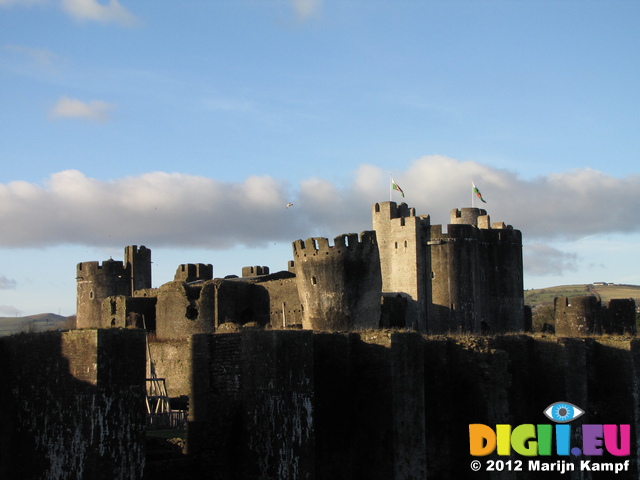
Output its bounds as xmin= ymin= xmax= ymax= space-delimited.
xmin=543 ymin=402 xmax=584 ymax=423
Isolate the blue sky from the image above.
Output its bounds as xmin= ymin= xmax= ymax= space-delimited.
xmin=1 ymin=0 xmax=640 ymax=316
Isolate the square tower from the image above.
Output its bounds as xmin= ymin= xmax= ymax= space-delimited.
xmin=372 ymin=202 xmax=430 ymax=331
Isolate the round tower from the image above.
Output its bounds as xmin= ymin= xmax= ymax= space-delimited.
xmin=76 ymin=259 xmax=130 ymax=329
xmin=482 ymin=226 xmax=524 ymax=332
xmin=292 ymin=232 xmax=381 ymax=331
xmin=450 ymin=207 xmax=487 ymax=227
xmin=554 ymin=296 xmax=601 ymax=336
xmin=428 ymin=223 xmax=485 ymax=333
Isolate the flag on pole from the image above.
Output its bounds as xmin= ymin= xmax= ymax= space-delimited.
xmin=472 ymin=182 xmax=487 ymax=203
xmin=391 ymin=178 xmax=405 ymax=197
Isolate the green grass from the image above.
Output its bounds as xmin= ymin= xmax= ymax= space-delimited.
xmin=525 ymin=284 xmax=640 ymax=307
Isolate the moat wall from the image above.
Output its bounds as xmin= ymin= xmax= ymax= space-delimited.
xmin=147 ymin=331 xmax=640 ymax=480
xmin=2 ymin=330 xmax=639 ymax=479
xmin=0 ymin=329 xmax=146 ymax=480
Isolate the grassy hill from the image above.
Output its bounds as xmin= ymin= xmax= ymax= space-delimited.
xmin=0 ymin=313 xmax=74 ymax=337
xmin=525 ymin=283 xmax=640 ymax=307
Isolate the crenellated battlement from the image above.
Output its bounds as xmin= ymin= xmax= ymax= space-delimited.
xmin=372 ymin=201 xmax=416 ymax=220
xmin=242 ymin=266 xmax=270 ymax=277
xmin=293 ymin=231 xmax=377 ymax=258
xmin=292 ymin=231 xmax=381 ymax=330
xmin=174 ymin=263 xmax=213 ymax=283
xmin=77 ymin=259 xmax=127 ymax=277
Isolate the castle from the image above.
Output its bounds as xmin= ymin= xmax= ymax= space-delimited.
xmin=76 ymin=201 xmax=526 ymax=335
xmin=4 ymin=201 xmax=640 ymax=479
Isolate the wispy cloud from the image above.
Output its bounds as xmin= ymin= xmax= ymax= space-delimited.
xmin=60 ymin=0 xmax=135 ymax=25
xmin=0 ymin=275 xmax=17 ymax=290
xmin=290 ymin=0 xmax=322 ymax=21
xmin=523 ymin=244 xmax=578 ymax=276
xmin=0 ymin=0 xmax=45 ymax=6
xmin=0 ymin=305 xmax=22 ymax=316
xmin=49 ymin=96 xmax=114 ymax=122
xmin=4 ymin=44 xmax=59 ymax=67
xmin=1 ymin=158 xmax=639 ymax=278
xmin=1 ymin=0 xmax=136 ymax=25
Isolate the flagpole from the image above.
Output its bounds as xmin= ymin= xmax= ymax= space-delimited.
xmin=390 ymin=174 xmax=392 ymax=202
xmin=471 ymin=181 xmax=475 ymax=208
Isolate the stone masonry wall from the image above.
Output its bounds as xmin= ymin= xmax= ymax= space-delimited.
xmin=185 ymin=331 xmax=640 ymax=480
xmin=3 ymin=330 xmax=639 ymax=479
xmin=0 ymin=329 xmax=146 ymax=480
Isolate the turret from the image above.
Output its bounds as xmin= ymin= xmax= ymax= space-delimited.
xmin=76 ymin=259 xmax=130 ymax=329
xmin=76 ymin=245 xmax=153 ymax=329
xmin=125 ymin=245 xmax=152 ymax=292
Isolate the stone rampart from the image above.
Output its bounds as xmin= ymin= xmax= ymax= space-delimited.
xmin=4 ymin=330 xmax=640 ymax=479
xmin=0 ymin=329 xmax=146 ymax=480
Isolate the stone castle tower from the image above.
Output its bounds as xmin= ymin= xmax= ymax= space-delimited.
xmin=428 ymin=208 xmax=523 ymax=333
xmin=76 ymin=246 xmax=152 ymax=329
xmin=372 ymin=202 xmax=524 ymax=333
xmin=372 ymin=202 xmax=430 ymax=331
xmin=292 ymin=232 xmax=381 ymax=331
xmin=75 ymin=203 xmax=526 ymax=334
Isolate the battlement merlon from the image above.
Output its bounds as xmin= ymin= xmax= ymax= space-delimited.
xmin=372 ymin=201 xmax=416 ymax=220
xmin=124 ymin=245 xmax=151 ymax=260
xmin=174 ymin=263 xmax=213 ymax=282
xmin=77 ymin=259 xmax=127 ymax=277
xmin=242 ymin=266 xmax=270 ymax=277
xmin=292 ymin=231 xmax=378 ymax=257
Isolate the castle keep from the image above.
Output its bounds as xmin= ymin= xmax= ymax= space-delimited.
xmin=76 ymin=202 xmax=526 ymax=334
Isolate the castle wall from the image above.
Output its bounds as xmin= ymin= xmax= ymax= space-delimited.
xmin=603 ymin=298 xmax=637 ymax=335
xmin=372 ymin=202 xmax=430 ymax=331
xmin=0 ymin=329 xmax=146 ymax=480
xmin=184 ymin=332 xmax=640 ymax=480
xmin=188 ymin=330 xmax=315 ymax=479
xmin=3 ymin=331 xmax=640 ymax=479
xmin=244 ymin=273 xmax=303 ymax=329
xmin=155 ymin=281 xmax=214 ymax=340
xmin=101 ymin=295 xmax=156 ymax=330
xmin=148 ymin=338 xmax=192 ymax=398
xmin=155 ymin=279 xmax=271 ymax=340
xmin=293 ymin=232 xmax=382 ymax=331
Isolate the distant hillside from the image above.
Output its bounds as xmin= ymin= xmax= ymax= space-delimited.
xmin=525 ymin=284 xmax=640 ymax=307
xmin=0 ymin=313 xmax=74 ymax=337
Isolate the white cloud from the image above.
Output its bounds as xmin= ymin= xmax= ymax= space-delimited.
xmin=49 ymin=96 xmax=114 ymax=122
xmin=60 ymin=0 xmax=135 ymax=25
xmin=1 ymin=159 xmax=639 ymax=280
